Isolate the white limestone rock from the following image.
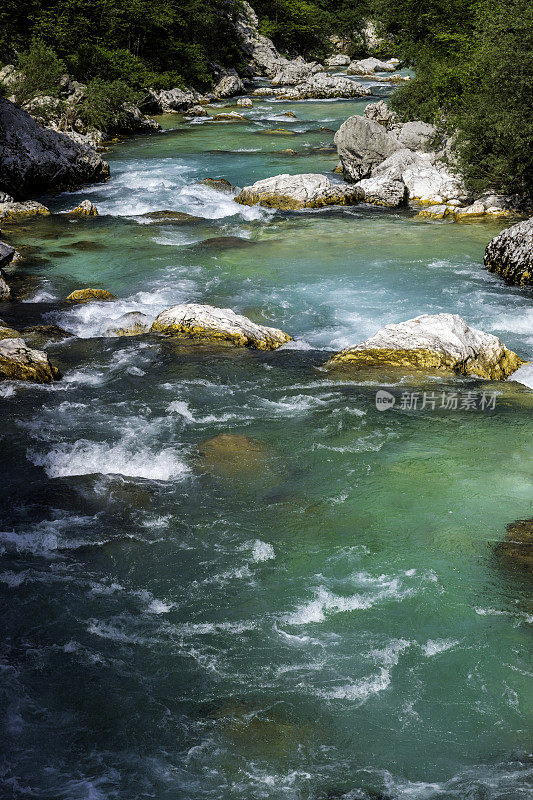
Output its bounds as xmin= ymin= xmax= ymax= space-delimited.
xmin=0 ymin=337 xmax=61 ymax=382
xmin=324 ymin=313 xmax=524 ymax=380
xmin=151 ymin=303 xmax=292 ymax=350
xmin=484 ymin=216 xmax=533 ymax=287
xmin=234 ymin=173 xmax=362 ymax=209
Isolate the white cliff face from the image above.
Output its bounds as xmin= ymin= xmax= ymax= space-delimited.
xmin=234 ymin=173 xmax=362 ymax=209
xmin=325 ymin=314 xmax=524 ymax=380
xmin=235 ymin=2 xmax=289 ymax=76
xmin=151 ymin=303 xmax=292 ymax=350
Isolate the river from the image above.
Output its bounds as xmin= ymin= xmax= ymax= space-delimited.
xmin=1 ymin=77 xmax=532 ymax=800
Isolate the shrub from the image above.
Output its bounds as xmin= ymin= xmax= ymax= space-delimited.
xmin=11 ymin=38 xmax=65 ymax=106
xmin=79 ymin=78 xmax=141 ymax=132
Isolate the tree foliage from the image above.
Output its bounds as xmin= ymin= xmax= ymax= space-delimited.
xmin=373 ymin=0 xmax=533 ymax=195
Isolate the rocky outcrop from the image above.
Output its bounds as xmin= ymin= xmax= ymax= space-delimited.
xmin=235 ymin=2 xmax=288 ymax=76
xmin=235 ymin=173 xmax=362 ymax=209
xmin=151 ymin=303 xmax=291 ymax=350
xmin=0 ymin=337 xmax=61 ymax=382
xmin=274 ymin=72 xmax=371 ymax=100
xmin=106 ymin=312 xmax=152 ymax=336
xmin=141 ymin=87 xmax=205 ymax=114
xmin=334 ymin=116 xmax=402 ymax=182
xmin=484 ymin=217 xmax=533 ymax=287
xmin=325 ymin=55 xmax=351 ymax=68
xmin=347 ymin=57 xmax=397 ymax=74
xmin=271 ymin=60 xmax=323 ymax=86
xmin=0 ymin=241 xmax=15 ymax=269
xmin=0 ymin=200 xmax=51 ymax=223
xmin=0 ymin=97 xmax=109 ymax=199
xmin=335 ymin=113 xmax=466 ymax=205
xmin=324 ymin=313 xmax=524 ymax=380
xmin=213 ymin=73 xmax=244 ymax=98
xmin=353 ymin=175 xmax=407 ymax=207
xmin=363 ymin=100 xmax=398 ymax=127
xmin=66 ymin=288 xmax=116 ymax=303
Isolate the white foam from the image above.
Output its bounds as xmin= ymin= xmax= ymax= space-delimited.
xmin=420 ymin=638 xmax=459 ymax=656
xmin=320 ymin=668 xmax=391 ymax=701
xmin=166 ymin=400 xmax=196 ymax=422
xmin=510 ymin=362 xmax=533 ymax=389
xmin=250 ymin=539 xmax=275 ymax=562
xmin=30 ymin=439 xmax=190 ymax=481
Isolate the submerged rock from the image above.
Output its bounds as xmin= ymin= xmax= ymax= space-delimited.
xmin=21 ymin=324 xmax=73 ymax=344
xmin=235 ymin=173 xmax=361 ymax=209
xmin=151 ymin=303 xmax=291 ymax=350
xmin=142 ymin=210 xmax=203 ymax=223
xmin=0 ymin=200 xmax=51 ymax=224
xmin=67 ymin=199 xmax=98 ymax=217
xmin=211 ymin=112 xmax=247 ymax=122
xmin=0 ymin=337 xmax=61 ymax=382
xmin=484 ymin=217 xmax=533 ymax=287
xmin=198 ymin=433 xmax=272 ymax=478
xmin=200 ymin=177 xmax=236 ymax=192
xmin=66 ymin=288 xmax=116 ymax=303
xmin=494 ymin=518 xmax=533 ymax=572
xmin=105 ymin=312 xmax=152 ymax=337
xmin=0 ymin=97 xmax=109 ymax=198
xmin=324 ymin=313 xmax=525 ymax=380
xmin=263 ymin=128 xmax=296 ymax=136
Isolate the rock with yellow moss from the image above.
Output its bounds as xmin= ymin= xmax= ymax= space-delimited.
xmin=235 ymin=173 xmax=361 ymax=209
xmin=0 ymin=337 xmax=61 ymax=382
xmin=0 ymin=200 xmax=50 ymax=224
xmin=324 ymin=313 xmax=525 ymax=380
xmin=151 ymin=303 xmax=291 ymax=350
xmin=484 ymin=216 xmax=533 ymax=287
xmin=66 ymin=288 xmax=116 ymax=303
xmin=67 ymin=199 xmax=98 ymax=217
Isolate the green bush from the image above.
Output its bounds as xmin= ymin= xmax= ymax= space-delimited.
xmin=11 ymin=38 xmax=65 ymax=106
xmin=79 ymin=78 xmax=140 ymax=132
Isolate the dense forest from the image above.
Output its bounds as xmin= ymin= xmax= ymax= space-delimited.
xmin=0 ymin=0 xmax=531 ymax=196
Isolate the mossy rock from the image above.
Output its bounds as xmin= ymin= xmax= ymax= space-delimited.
xmin=0 ymin=202 xmax=50 ymax=224
xmin=264 ymin=128 xmax=297 ymax=135
xmin=198 ymin=433 xmax=272 ymax=478
xmin=66 ymin=288 xmax=116 ymax=303
xmin=0 ymin=325 xmax=22 ymax=340
xmin=200 ymin=177 xmax=235 ymax=192
xmin=494 ymin=519 xmax=533 ymax=572
xmin=325 ymin=346 xmax=524 ymax=380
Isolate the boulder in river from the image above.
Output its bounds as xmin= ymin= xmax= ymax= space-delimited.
xmin=0 ymin=241 xmax=15 ymax=270
xmin=66 ymin=288 xmax=116 ymax=303
xmin=0 ymin=200 xmax=51 ymax=224
xmin=151 ymin=303 xmax=292 ymax=350
xmin=347 ymin=57 xmax=396 ymax=74
xmin=106 ymin=312 xmax=152 ymax=337
xmin=211 ymin=112 xmax=247 ymax=122
xmin=353 ymin=175 xmax=407 ymax=208
xmin=324 ymin=313 xmax=525 ymax=380
xmin=0 ymin=337 xmax=61 ymax=382
xmin=371 ymin=150 xmax=465 ymax=205
xmin=200 ymin=177 xmax=236 ymax=192
xmin=334 ymin=116 xmax=402 ymax=182
xmin=67 ymin=200 xmax=98 ymax=217
xmin=237 ymin=98 xmax=253 ymax=108
xmin=484 ymin=217 xmax=533 ymax=287
xmin=198 ymin=433 xmax=272 ymax=478
xmin=235 ymin=173 xmax=361 ymax=209
xmin=276 ymin=72 xmax=371 ymax=100
xmin=0 ymin=97 xmax=109 ymax=199
xmin=213 ymin=74 xmax=244 ymax=98
xmin=325 ymin=55 xmax=351 ymax=68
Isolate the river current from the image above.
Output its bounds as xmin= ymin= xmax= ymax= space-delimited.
xmin=1 ymin=77 xmax=532 ymax=799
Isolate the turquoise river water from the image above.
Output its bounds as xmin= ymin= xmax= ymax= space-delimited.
xmin=1 ymin=77 xmax=532 ymax=800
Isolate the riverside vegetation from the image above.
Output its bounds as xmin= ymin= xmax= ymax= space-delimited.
xmin=0 ymin=2 xmax=532 ymax=800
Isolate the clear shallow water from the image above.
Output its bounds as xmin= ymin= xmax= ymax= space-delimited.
xmin=1 ymin=85 xmax=532 ymax=800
